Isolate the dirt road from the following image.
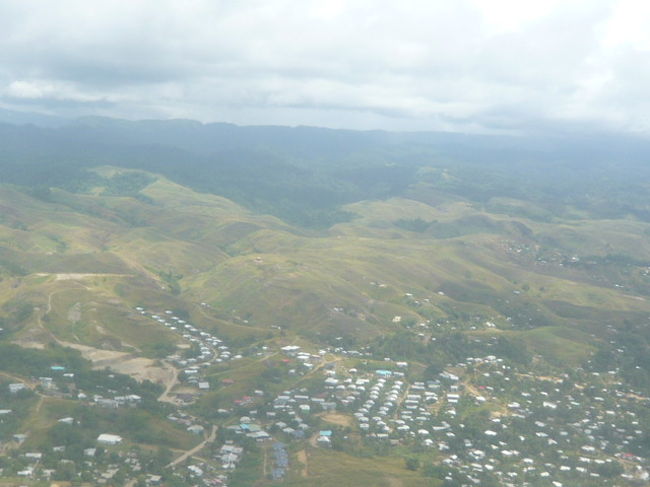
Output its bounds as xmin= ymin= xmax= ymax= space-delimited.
xmin=157 ymin=360 xmax=180 ymax=403
xmin=296 ymin=449 xmax=308 ymax=477
xmin=166 ymin=424 xmax=218 ymax=468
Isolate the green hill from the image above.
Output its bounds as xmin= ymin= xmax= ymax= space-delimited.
xmin=0 ymin=157 xmax=649 ymax=486
xmin=0 ymin=167 xmax=648 ymax=368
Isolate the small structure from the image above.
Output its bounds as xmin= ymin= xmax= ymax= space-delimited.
xmin=317 ymin=430 xmax=332 ymax=447
xmin=187 ymin=424 xmax=205 ymax=435
xmin=9 ymin=383 xmax=27 ymax=394
xmin=97 ymin=433 xmax=123 ymax=445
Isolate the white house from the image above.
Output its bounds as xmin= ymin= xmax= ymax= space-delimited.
xmin=97 ymin=433 xmax=123 ymax=445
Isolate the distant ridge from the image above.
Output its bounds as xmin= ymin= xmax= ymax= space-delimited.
xmin=0 ymin=107 xmax=67 ymax=127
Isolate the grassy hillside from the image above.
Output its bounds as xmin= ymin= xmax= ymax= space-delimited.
xmin=0 ymin=164 xmax=649 ymax=486
xmin=0 ymin=167 xmax=647 ymax=371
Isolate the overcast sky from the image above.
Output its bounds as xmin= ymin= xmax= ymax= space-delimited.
xmin=0 ymin=0 xmax=648 ymax=134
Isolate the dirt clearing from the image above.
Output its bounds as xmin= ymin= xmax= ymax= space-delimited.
xmin=35 ymin=273 xmax=132 ymax=281
xmin=60 ymin=341 xmax=175 ymax=385
xmin=318 ymin=412 xmax=353 ymax=427
xmin=296 ymin=449 xmax=308 ymax=477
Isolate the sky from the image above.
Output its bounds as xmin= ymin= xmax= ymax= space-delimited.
xmin=0 ymin=0 xmax=649 ymax=134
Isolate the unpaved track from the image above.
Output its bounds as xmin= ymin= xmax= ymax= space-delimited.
xmin=296 ymin=449 xmax=308 ymax=477
xmin=157 ymin=360 xmax=180 ymax=403
xmin=166 ymin=425 xmax=218 ymax=468
xmin=35 ymin=272 xmax=132 ymax=281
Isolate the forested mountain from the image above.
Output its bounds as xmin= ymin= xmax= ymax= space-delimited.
xmin=1 ymin=116 xmax=650 ymax=226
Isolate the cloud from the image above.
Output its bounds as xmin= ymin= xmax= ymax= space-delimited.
xmin=0 ymin=0 xmax=647 ymax=134
xmin=5 ymin=80 xmax=111 ymax=103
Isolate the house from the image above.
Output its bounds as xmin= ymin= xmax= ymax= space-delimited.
xmin=39 ymin=377 xmax=55 ymax=390
xmin=187 ymin=424 xmax=205 ymax=435
xmin=220 ymin=443 xmax=244 ymax=469
xmin=281 ymin=345 xmax=301 ymax=354
xmin=317 ymin=430 xmax=332 ymax=447
xmin=97 ymin=433 xmax=123 ymax=445
xmin=248 ymin=430 xmax=271 ymax=441
xmin=9 ymin=383 xmax=27 ymax=394
xmin=447 ymin=393 xmax=460 ymax=404
xmin=17 ymin=467 xmax=34 ymax=477
xmin=317 ymin=435 xmax=331 ymax=446
xmin=147 ymin=474 xmax=162 ymax=485
xmin=96 ymin=398 xmax=119 ymax=409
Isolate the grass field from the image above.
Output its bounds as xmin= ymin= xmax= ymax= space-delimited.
xmin=273 ymin=447 xmax=437 ymax=487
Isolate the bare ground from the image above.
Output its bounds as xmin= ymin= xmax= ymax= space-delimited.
xmin=59 ymin=341 xmax=177 ymax=386
xmin=35 ymin=272 xmax=132 ymax=281
xmin=296 ymin=449 xmax=308 ymax=477
xmin=318 ymin=412 xmax=353 ymax=427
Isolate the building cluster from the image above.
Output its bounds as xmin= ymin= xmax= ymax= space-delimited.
xmin=235 ymin=347 xmax=649 ymax=486
xmin=2 ymin=301 xmax=648 ymax=487
xmin=138 ymin=307 xmax=241 ymax=398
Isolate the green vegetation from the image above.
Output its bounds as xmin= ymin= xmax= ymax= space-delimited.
xmin=0 ymin=164 xmax=648 ymax=373
xmin=0 ymin=120 xmax=649 ymax=485
xmin=0 ymin=343 xmax=162 ymax=399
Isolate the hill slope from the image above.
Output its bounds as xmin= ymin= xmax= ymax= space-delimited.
xmin=0 ymin=163 xmax=649 ymax=486
xmin=1 ymin=167 xmax=648 ymax=366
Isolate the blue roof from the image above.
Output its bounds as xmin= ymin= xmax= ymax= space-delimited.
xmin=319 ymin=430 xmax=333 ymax=437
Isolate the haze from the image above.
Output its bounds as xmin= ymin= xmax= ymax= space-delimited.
xmin=1 ymin=0 xmax=649 ymax=134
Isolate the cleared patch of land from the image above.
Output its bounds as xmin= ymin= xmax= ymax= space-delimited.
xmin=59 ymin=341 xmax=176 ymax=385
xmin=35 ymin=272 xmax=132 ymax=280
xmin=318 ymin=412 xmax=353 ymax=427
xmin=296 ymin=449 xmax=308 ymax=477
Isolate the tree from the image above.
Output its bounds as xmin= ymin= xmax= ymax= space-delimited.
xmin=405 ymin=457 xmax=420 ymax=471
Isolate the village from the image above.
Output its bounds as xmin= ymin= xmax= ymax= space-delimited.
xmin=0 ymin=304 xmax=648 ymax=487
xmin=220 ymin=344 xmax=650 ymax=486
